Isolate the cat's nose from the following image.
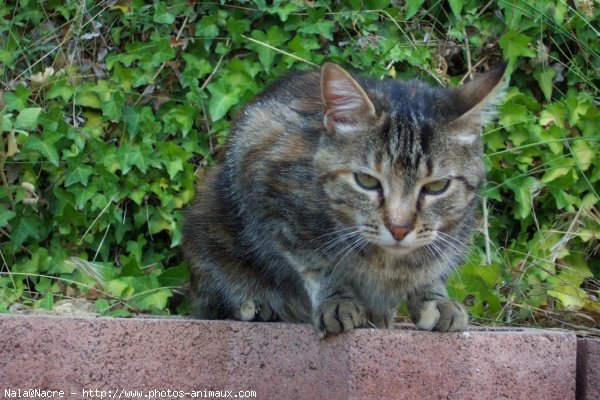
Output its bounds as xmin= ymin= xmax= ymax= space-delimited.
xmin=388 ymin=224 xmax=413 ymax=241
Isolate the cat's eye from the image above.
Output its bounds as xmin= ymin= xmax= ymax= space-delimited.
xmin=422 ymin=179 xmax=450 ymax=195
xmin=354 ymin=172 xmax=381 ymax=190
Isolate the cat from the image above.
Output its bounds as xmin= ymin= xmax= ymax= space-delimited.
xmin=182 ymin=62 xmax=506 ymax=338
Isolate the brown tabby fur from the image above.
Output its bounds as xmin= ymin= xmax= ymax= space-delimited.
xmin=182 ymin=62 xmax=506 ymax=338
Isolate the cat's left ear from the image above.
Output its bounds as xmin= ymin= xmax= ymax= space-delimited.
xmin=321 ymin=62 xmax=376 ymax=135
xmin=448 ymin=63 xmax=507 ymax=131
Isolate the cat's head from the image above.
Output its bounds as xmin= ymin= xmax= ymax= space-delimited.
xmin=315 ymin=62 xmax=506 ymax=256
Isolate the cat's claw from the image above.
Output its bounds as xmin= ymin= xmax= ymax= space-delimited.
xmin=313 ymin=298 xmax=367 ymax=338
xmin=367 ymin=311 xmax=394 ymax=329
xmin=412 ymin=298 xmax=468 ymax=332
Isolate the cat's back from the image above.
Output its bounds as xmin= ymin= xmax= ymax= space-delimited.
xmin=226 ymin=70 xmax=323 ymax=163
xmin=222 ymin=70 xmax=326 ymax=210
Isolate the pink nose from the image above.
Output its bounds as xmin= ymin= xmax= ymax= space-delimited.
xmin=388 ymin=225 xmax=413 ymax=241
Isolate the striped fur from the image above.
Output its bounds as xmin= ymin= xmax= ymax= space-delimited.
xmin=182 ymin=63 xmax=506 ymax=337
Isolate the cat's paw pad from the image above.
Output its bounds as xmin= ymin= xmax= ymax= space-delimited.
xmin=412 ymin=299 xmax=468 ymax=332
xmin=313 ymin=298 xmax=366 ymax=338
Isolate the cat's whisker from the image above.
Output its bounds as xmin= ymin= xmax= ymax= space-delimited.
xmin=306 ymin=226 xmax=360 ymax=254
xmin=311 ymin=229 xmax=363 ymax=256
xmin=431 ymin=239 xmax=467 ymax=286
xmin=330 ymin=235 xmax=368 ymax=277
xmin=436 ymin=230 xmax=465 ymax=243
xmin=434 ymin=238 xmax=464 ymax=256
xmin=327 ymin=234 xmax=364 ymax=262
xmin=428 ymin=241 xmax=456 ymax=269
xmin=434 ymin=232 xmax=469 ymax=257
xmin=423 ymin=245 xmax=442 ymax=267
xmin=306 ymin=226 xmax=363 ymax=245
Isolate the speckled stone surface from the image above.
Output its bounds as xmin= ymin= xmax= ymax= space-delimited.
xmin=577 ymin=338 xmax=600 ymax=400
xmin=0 ymin=315 xmax=577 ymax=400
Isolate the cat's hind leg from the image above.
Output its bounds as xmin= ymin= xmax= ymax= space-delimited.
xmin=190 ymin=270 xmax=281 ymax=322
xmin=231 ymin=299 xmax=280 ymax=322
xmin=189 ymin=272 xmax=230 ymax=320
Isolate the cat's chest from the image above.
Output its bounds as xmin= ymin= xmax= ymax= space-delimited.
xmin=355 ymin=254 xmax=445 ymax=294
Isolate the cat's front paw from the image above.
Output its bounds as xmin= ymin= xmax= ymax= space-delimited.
xmin=411 ymin=298 xmax=468 ymax=332
xmin=313 ymin=298 xmax=366 ymax=338
xmin=367 ymin=310 xmax=395 ymax=329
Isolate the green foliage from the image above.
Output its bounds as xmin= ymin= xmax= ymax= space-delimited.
xmin=0 ymin=1 xmax=598 ymax=329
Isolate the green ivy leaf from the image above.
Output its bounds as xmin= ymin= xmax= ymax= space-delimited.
xmin=207 ymin=79 xmax=241 ymax=122
xmin=571 ymin=139 xmax=594 ymax=171
xmin=95 ymin=298 xmax=110 ymax=313
xmin=534 ymin=68 xmax=557 ymax=102
xmin=157 ymin=142 xmax=190 ymax=180
xmin=0 ymin=208 xmax=16 ymax=227
xmin=105 ymin=309 xmax=132 ymax=317
xmin=107 ymin=278 xmax=133 ymax=298
xmin=499 ymin=31 xmax=536 ymax=70
xmin=547 ymin=254 xmax=592 ymax=308
xmin=2 ymin=85 xmax=31 ymax=111
xmin=196 ymin=15 xmax=219 ymax=40
xmin=265 ymin=3 xmax=298 ymax=22
xmin=133 ymin=288 xmax=172 ymax=310
xmin=65 ymin=161 xmax=94 ymax=187
xmin=23 ymin=131 xmax=61 ymax=166
xmin=298 ymin=19 xmax=336 ymax=40
xmin=538 ymin=125 xmax=564 ymax=155
xmin=499 ymin=102 xmax=530 ymax=128
xmin=181 ymin=54 xmax=212 ymax=88
xmin=157 ymin=264 xmax=189 ymax=287
xmin=405 ymin=0 xmax=426 ymax=19
xmin=47 ymin=81 xmax=74 ymax=102
xmin=68 ymin=185 xmax=97 ymax=210
xmin=548 ymin=187 xmax=578 ymax=209
xmin=93 ymin=80 xmax=124 ymax=121
xmin=11 ymin=215 xmax=41 ymax=250
xmin=122 ymin=106 xmax=141 ymax=139
xmin=148 ymin=36 xmax=176 ymax=69
xmin=118 ymin=143 xmax=152 ymax=174
xmin=14 ymin=107 xmax=42 ymax=130
xmin=248 ymin=27 xmax=287 ymax=72
xmin=153 ymin=2 xmax=175 ymax=24
xmin=24 ymin=136 xmax=60 ymax=167
xmin=160 ymin=104 xmax=197 ymax=137
xmin=38 ymin=293 xmax=54 ymax=310
xmin=541 ymin=159 xmax=573 ymax=184
xmin=508 ymin=177 xmax=539 ymax=220
xmin=75 ymin=84 xmax=101 ymax=108
xmin=448 ymin=0 xmax=463 ymax=18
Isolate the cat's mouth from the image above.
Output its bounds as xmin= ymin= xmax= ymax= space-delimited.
xmin=361 ymin=225 xmax=431 ymax=255
xmin=379 ymin=241 xmax=419 ymax=255
xmin=376 ymin=232 xmax=435 ymax=256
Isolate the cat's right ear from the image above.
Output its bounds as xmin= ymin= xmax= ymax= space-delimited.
xmin=321 ymin=62 xmax=376 ymax=135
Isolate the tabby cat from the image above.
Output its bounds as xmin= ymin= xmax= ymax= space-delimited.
xmin=182 ymin=62 xmax=506 ymax=338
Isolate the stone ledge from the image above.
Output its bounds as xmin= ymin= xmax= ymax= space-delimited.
xmin=577 ymin=338 xmax=600 ymax=400
xmin=0 ymin=315 xmax=579 ymax=400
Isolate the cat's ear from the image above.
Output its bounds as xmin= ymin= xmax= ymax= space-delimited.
xmin=321 ymin=62 xmax=376 ymax=135
xmin=448 ymin=63 xmax=507 ymax=136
